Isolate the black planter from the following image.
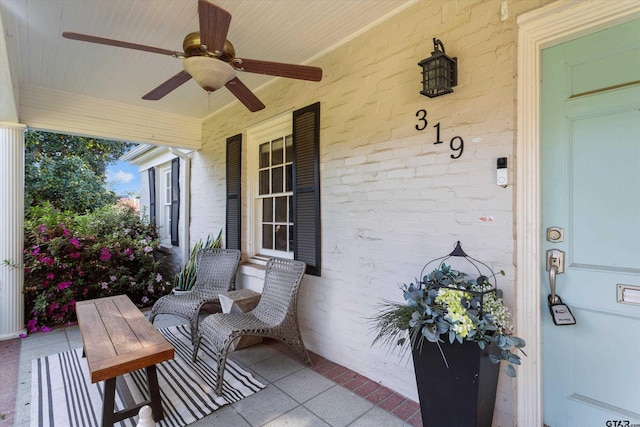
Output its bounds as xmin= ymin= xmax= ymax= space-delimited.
xmin=411 ymin=339 xmax=500 ymax=427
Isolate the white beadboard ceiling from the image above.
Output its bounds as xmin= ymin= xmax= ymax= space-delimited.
xmin=0 ymin=0 xmax=416 ymax=120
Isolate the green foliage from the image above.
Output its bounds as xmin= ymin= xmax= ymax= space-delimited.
xmin=173 ymin=231 xmax=223 ymax=291
xmin=22 ymin=201 xmax=171 ymax=333
xmin=371 ymin=263 xmax=526 ymax=377
xmin=25 ymin=130 xmax=133 ymax=214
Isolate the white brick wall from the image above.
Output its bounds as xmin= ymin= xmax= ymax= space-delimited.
xmin=189 ymin=143 xmax=227 ymax=245
xmin=189 ymin=1 xmax=553 ymax=425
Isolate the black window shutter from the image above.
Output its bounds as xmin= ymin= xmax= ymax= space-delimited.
xmin=170 ymin=158 xmax=180 ymax=246
xmin=226 ymin=134 xmax=242 ymax=250
xmin=293 ymin=102 xmax=321 ymax=276
xmin=148 ymin=167 xmax=156 ymax=225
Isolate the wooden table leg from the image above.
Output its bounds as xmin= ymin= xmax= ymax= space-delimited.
xmin=146 ymin=365 xmax=164 ymax=421
xmin=102 ymin=377 xmax=116 ymax=427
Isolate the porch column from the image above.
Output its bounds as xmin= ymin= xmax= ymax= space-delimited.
xmin=0 ymin=122 xmax=26 ymax=340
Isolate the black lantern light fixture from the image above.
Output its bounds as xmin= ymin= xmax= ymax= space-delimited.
xmin=418 ymin=38 xmax=458 ymax=98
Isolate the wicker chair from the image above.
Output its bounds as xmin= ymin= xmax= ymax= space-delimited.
xmin=149 ymin=248 xmax=241 ymax=344
xmin=192 ymin=258 xmax=310 ymax=396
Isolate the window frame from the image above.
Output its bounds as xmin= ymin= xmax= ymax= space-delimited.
xmin=246 ymin=113 xmax=293 ymax=260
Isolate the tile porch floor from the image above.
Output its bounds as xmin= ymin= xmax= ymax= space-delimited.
xmin=1 ymin=313 xmax=422 ymax=427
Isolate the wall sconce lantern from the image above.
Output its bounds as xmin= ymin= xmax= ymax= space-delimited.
xmin=418 ymin=38 xmax=458 ymax=98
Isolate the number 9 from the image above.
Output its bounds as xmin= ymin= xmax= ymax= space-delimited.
xmin=450 ymin=136 xmax=464 ymax=159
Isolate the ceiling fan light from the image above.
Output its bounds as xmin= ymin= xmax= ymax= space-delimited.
xmin=183 ymin=56 xmax=236 ymax=91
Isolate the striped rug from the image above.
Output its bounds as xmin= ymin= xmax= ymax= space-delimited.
xmin=31 ymin=324 xmax=265 ymax=427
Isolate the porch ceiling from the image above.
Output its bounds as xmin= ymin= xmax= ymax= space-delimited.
xmin=0 ymin=0 xmax=415 ymax=124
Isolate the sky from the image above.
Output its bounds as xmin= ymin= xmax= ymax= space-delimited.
xmin=106 ymin=160 xmax=140 ymax=197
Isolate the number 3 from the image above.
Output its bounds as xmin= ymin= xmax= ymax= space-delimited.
xmin=415 ymin=109 xmax=428 ymax=131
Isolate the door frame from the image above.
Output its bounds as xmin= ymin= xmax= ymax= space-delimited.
xmin=516 ymin=1 xmax=640 ymax=425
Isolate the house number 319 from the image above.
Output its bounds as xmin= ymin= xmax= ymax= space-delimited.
xmin=415 ymin=109 xmax=464 ymax=159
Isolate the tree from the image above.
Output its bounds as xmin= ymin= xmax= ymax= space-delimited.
xmin=25 ymin=131 xmax=134 ymax=214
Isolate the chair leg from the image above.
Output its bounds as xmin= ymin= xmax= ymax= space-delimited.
xmin=192 ymin=336 xmax=201 ymax=362
xmin=148 ymin=310 xmax=156 ymax=324
xmin=286 ymin=338 xmax=312 ymax=365
xmin=215 ymin=342 xmax=233 ymax=396
xmin=299 ymin=346 xmax=312 ymax=365
xmin=190 ymin=317 xmax=199 ymax=344
xmin=190 ymin=303 xmax=207 ymax=344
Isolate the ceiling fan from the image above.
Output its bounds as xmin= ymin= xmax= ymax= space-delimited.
xmin=62 ymin=0 xmax=322 ymax=112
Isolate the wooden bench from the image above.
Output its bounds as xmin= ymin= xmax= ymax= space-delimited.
xmin=76 ymin=295 xmax=174 ymax=427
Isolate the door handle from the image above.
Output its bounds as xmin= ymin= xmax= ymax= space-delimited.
xmin=545 ymin=249 xmax=576 ymax=325
xmin=546 ymin=249 xmax=564 ymax=304
xmin=549 ymin=263 xmax=559 ymax=304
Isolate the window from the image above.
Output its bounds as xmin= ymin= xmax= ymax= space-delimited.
xmin=226 ymin=102 xmax=321 ymax=275
xmin=159 ymin=166 xmax=172 ymax=246
xmin=259 ymin=134 xmax=294 ymax=255
xmin=246 ymin=114 xmax=293 ymax=259
xmin=153 ymin=157 xmax=180 ymax=248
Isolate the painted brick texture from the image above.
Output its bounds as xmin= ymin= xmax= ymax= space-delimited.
xmin=191 ymin=1 xmax=551 ymax=425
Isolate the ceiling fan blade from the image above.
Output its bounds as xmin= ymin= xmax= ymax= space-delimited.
xmin=142 ymin=71 xmax=192 ymax=100
xmin=235 ymin=58 xmax=322 ymax=82
xmin=198 ymin=0 xmax=232 ymax=55
xmin=225 ymin=77 xmax=265 ymax=112
xmin=62 ymin=32 xmax=183 ymax=57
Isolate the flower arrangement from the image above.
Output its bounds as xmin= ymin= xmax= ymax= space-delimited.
xmin=372 ymin=260 xmax=526 ymax=377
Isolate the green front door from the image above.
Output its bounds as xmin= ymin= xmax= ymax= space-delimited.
xmin=541 ymin=18 xmax=640 ymax=426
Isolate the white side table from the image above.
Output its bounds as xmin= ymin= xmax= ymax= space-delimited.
xmin=218 ymin=289 xmax=262 ymax=350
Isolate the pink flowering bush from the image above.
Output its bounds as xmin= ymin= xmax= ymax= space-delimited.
xmin=23 ymin=201 xmax=171 ymax=332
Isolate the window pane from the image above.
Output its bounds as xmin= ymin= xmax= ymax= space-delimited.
xmin=286 ymin=164 xmax=292 ymax=192
xmin=272 ymin=166 xmax=283 ymax=194
xmin=263 ymin=197 xmax=273 ymax=222
xmin=262 ymin=224 xmax=273 ymax=250
xmin=165 ymin=172 xmax=171 ymax=202
xmin=275 ymin=196 xmax=287 ymax=222
xmin=272 ymin=137 xmax=283 ymax=165
xmin=285 ymin=135 xmax=293 ymax=163
xmin=259 ymin=142 xmax=270 ymax=168
xmin=259 ymin=170 xmax=270 ymax=195
xmin=275 ymin=225 xmax=287 ymax=251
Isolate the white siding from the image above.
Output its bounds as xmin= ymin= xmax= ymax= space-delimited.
xmin=189 ymin=1 xmax=554 ymax=425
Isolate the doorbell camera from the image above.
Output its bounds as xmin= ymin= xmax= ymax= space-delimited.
xmin=497 ymin=157 xmax=508 ymax=186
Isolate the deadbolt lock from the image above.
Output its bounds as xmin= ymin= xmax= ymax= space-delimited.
xmin=546 ymin=227 xmax=564 ymax=243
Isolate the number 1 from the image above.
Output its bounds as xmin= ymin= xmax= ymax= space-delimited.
xmin=434 ymin=123 xmax=443 ymax=144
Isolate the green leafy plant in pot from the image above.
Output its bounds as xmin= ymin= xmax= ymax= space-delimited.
xmin=371 ymin=242 xmax=526 ymax=427
xmin=173 ymin=230 xmax=222 ymax=293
